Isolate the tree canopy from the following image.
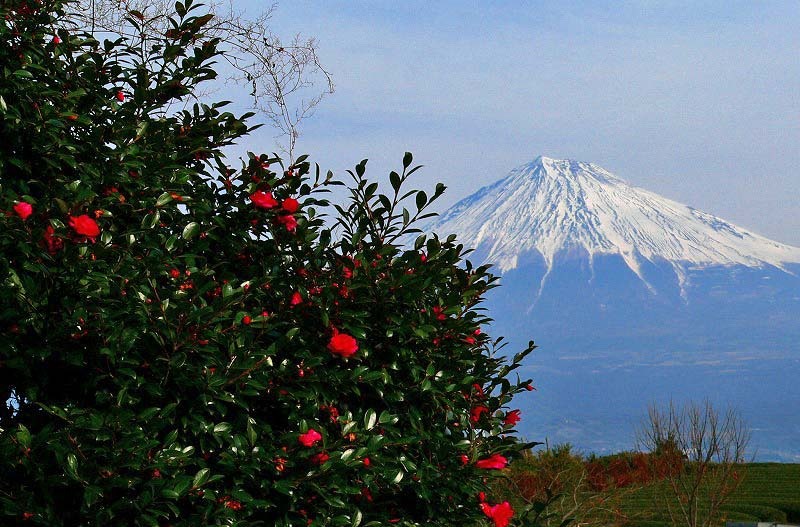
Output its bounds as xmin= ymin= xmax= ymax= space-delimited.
xmin=0 ymin=1 xmax=535 ymax=525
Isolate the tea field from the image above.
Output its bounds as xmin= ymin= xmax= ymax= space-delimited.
xmin=622 ymin=463 xmax=800 ymax=526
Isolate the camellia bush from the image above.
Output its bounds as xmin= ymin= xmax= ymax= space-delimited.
xmin=0 ymin=1 xmax=537 ymax=525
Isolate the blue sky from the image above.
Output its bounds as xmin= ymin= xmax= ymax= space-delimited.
xmin=231 ymin=1 xmax=800 ymax=245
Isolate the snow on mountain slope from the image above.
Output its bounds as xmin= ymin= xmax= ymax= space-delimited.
xmin=432 ymin=156 xmax=800 ymax=292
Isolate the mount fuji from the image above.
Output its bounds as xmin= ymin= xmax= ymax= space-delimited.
xmin=429 ymin=156 xmax=800 ymax=460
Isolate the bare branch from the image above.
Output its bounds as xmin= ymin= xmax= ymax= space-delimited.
xmin=69 ymin=0 xmax=333 ymax=161
xmin=636 ymin=400 xmax=750 ymax=527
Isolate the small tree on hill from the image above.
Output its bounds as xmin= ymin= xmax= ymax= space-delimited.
xmin=637 ymin=400 xmax=750 ymax=527
xmin=0 ymin=1 xmax=535 ymax=525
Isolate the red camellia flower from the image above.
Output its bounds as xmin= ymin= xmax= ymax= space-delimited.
xmin=242 ymin=315 xmax=252 ymax=325
xmin=52 ymin=35 xmax=61 ymax=44
xmin=42 ymin=225 xmax=63 ymax=254
xmin=503 ymin=409 xmax=521 ymax=427
xmin=310 ymin=452 xmax=329 ymax=465
xmin=327 ymin=330 xmax=358 ymax=358
xmin=298 ymin=429 xmax=322 ymax=447
xmin=223 ymin=498 xmax=242 ymax=511
xmin=459 ymin=454 xmax=469 ymax=466
xmin=68 ymin=214 xmax=100 ymax=241
xmin=470 ymin=405 xmax=489 ymax=424
xmin=116 ymin=90 xmax=125 ymax=102
xmin=480 ymin=501 xmax=514 ymax=527
xmin=475 ymin=453 xmax=508 ymax=470
xmin=276 ymin=214 xmax=298 ymax=232
xmin=320 ymin=404 xmax=339 ymax=422
xmin=360 ymin=487 xmax=374 ymax=503
xmin=290 ymin=291 xmax=303 ymax=306
xmin=13 ymin=201 xmax=33 ymax=220
xmin=250 ymin=190 xmax=278 ymax=209
xmin=282 ymin=197 xmax=299 ymax=213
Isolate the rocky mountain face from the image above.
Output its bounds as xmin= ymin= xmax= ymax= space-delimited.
xmin=429 ymin=156 xmax=800 ymax=460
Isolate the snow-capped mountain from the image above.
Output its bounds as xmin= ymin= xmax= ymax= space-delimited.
xmin=433 ymin=156 xmax=800 ymax=294
xmin=429 ymin=156 xmax=800 ymax=461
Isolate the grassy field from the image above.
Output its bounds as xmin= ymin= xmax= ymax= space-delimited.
xmin=621 ymin=463 xmax=800 ymax=526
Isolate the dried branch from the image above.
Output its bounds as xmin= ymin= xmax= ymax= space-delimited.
xmin=70 ymin=0 xmax=333 ymax=160
xmin=637 ymin=400 xmax=750 ymax=527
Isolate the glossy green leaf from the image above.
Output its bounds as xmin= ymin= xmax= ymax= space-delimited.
xmin=364 ymin=409 xmax=377 ymax=431
xmin=213 ymin=422 xmax=231 ymax=434
xmin=156 ymin=192 xmax=174 ymax=207
xmin=182 ymin=221 xmax=200 ymax=239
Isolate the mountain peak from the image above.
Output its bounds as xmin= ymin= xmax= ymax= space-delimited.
xmin=528 ymin=155 xmax=578 ymax=173
xmin=531 ymin=154 xmax=558 ymax=166
xmin=521 ymin=155 xmax=626 ymax=185
xmin=431 ymin=157 xmax=800 ymax=293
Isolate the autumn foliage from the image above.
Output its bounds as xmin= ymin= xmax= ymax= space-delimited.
xmin=0 ymin=0 xmax=536 ymax=525
xmin=495 ymin=444 xmax=687 ymax=526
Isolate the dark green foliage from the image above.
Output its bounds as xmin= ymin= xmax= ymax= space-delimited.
xmin=0 ymin=1 xmax=535 ymax=525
